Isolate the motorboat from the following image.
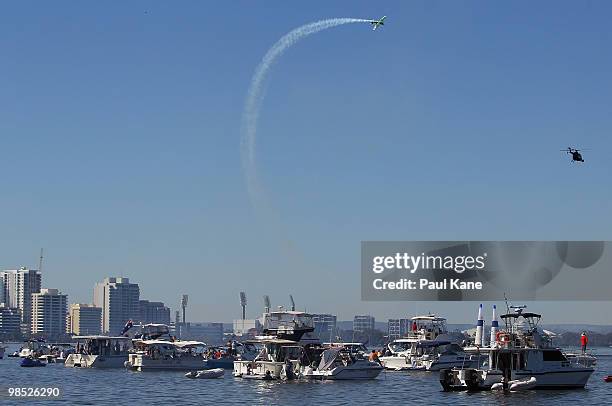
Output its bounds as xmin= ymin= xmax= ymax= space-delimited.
xmin=604 ymin=375 xmax=612 ymax=383
xmin=440 ymin=306 xmax=594 ymax=391
xmin=233 ymin=338 xmax=302 ymax=379
xmin=125 ymin=339 xmax=207 ymax=371
xmin=20 ymin=357 xmax=46 ymax=367
xmin=380 ymin=338 xmax=476 ymax=371
xmin=380 ymin=315 xmax=475 ymax=371
xmin=185 ymin=368 xmax=225 ymax=379
xmin=302 ymin=347 xmax=383 ymax=380
xmin=65 ymin=336 xmax=132 ymax=368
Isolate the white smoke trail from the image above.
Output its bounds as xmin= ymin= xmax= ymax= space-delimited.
xmin=241 ymin=18 xmax=371 ymax=209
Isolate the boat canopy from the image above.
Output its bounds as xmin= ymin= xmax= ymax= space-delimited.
xmin=500 ymin=312 xmax=541 ymax=319
xmin=134 ymin=340 xmax=206 ymax=348
xmin=416 ymin=340 xmax=451 ymax=348
xmin=318 ymin=348 xmax=342 ymax=371
xmin=411 ymin=314 xmax=446 ymax=322
xmin=72 ymin=336 xmax=131 ymax=340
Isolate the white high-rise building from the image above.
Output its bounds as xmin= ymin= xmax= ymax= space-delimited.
xmin=353 ymin=315 xmax=375 ymax=333
xmin=313 ymin=314 xmax=337 ymax=340
xmin=93 ymin=277 xmax=140 ymax=335
xmin=31 ymin=288 xmax=68 ymax=336
xmin=69 ymin=304 xmax=102 ymax=335
xmin=0 ymin=268 xmax=42 ymax=328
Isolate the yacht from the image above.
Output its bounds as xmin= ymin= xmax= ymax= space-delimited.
xmin=440 ymin=306 xmax=595 ymax=390
xmin=126 ymin=339 xmax=207 ymax=371
xmin=302 ymin=347 xmax=383 ymax=380
xmin=233 ymin=338 xmax=303 ymax=380
xmin=380 ymin=315 xmax=474 ymax=371
xmin=65 ymin=336 xmax=132 ymax=368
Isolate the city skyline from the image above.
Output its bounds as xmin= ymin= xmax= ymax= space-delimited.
xmin=1 ymin=1 xmax=611 ymax=325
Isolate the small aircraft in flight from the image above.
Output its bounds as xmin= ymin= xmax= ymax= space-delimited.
xmin=561 ymin=147 xmax=585 ymax=163
xmin=370 ymin=16 xmax=387 ymax=31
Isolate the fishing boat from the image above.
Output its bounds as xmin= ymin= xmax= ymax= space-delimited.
xmin=440 ymin=305 xmax=594 ymax=391
xmin=301 ymin=347 xmax=383 ymax=380
xmin=65 ymin=336 xmax=132 ymax=368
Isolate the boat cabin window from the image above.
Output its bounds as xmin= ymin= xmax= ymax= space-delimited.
xmin=542 ymin=350 xmax=566 ymax=362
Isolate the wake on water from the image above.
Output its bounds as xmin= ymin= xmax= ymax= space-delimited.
xmin=240 ymin=18 xmax=371 ymax=209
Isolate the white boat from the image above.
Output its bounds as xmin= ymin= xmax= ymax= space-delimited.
xmin=233 ymin=338 xmax=302 ymax=380
xmin=65 ymin=336 xmax=132 ymax=368
xmin=185 ymin=368 xmax=225 ymax=379
xmin=381 ymin=338 xmax=476 ymax=371
xmin=380 ymin=315 xmax=474 ymax=371
xmin=440 ymin=306 xmax=595 ymax=391
xmin=302 ymin=347 xmax=383 ymax=380
xmin=126 ymin=339 xmax=207 ymax=371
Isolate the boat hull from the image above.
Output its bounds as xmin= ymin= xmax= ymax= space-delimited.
xmin=127 ymin=354 xmax=208 ymax=371
xmin=305 ymin=366 xmax=383 ymax=380
xmin=65 ymin=354 xmax=128 ymax=368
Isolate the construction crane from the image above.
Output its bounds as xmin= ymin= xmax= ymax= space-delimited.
xmin=289 ymin=294 xmax=295 ymax=311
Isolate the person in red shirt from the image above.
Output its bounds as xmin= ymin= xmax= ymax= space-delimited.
xmin=580 ymin=332 xmax=588 ymax=354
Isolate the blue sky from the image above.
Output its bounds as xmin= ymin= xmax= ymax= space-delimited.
xmin=1 ymin=1 xmax=611 ymax=324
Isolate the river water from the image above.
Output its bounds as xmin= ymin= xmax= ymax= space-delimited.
xmin=1 ymin=344 xmax=610 ymax=405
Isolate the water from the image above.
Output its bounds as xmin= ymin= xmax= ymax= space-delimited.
xmin=1 ymin=344 xmax=611 ymax=405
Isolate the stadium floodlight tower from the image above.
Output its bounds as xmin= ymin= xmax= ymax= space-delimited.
xmin=240 ymin=292 xmax=247 ymax=320
xmin=181 ymin=294 xmax=189 ymax=325
xmin=264 ymin=295 xmax=271 ymax=314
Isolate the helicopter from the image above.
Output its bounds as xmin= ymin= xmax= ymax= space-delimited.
xmin=561 ymin=147 xmax=585 ymax=163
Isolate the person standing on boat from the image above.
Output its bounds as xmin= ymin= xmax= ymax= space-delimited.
xmin=581 ymin=332 xmax=588 ymax=354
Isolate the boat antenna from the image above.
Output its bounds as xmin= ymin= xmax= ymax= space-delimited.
xmin=503 ymin=293 xmax=510 ymax=314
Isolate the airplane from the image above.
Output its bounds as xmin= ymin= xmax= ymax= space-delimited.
xmin=561 ymin=147 xmax=585 ymax=163
xmin=370 ymin=16 xmax=387 ymax=31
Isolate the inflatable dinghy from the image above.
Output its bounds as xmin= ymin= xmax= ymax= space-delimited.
xmin=491 ymin=377 xmax=536 ymax=391
xmin=185 ymin=368 xmax=224 ymax=379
